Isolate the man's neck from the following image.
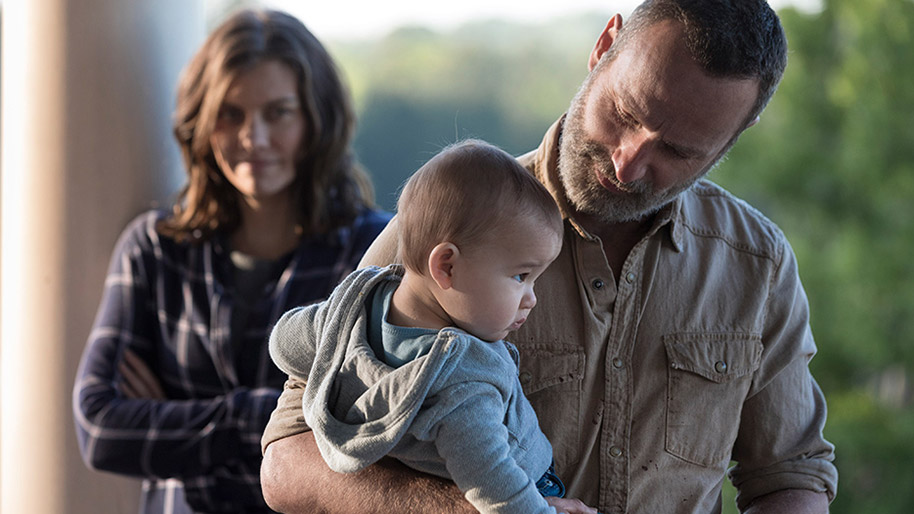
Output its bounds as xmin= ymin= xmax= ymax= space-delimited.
xmin=574 ymin=211 xmax=655 ymax=283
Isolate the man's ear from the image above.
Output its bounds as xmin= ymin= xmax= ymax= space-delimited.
xmin=428 ymin=242 xmax=459 ymax=290
xmin=589 ymin=13 xmax=623 ymax=72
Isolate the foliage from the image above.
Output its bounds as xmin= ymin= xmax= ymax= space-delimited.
xmin=328 ymin=14 xmax=605 ymax=209
xmin=712 ymin=1 xmax=914 ymax=510
xmin=328 ymin=2 xmax=914 ymax=511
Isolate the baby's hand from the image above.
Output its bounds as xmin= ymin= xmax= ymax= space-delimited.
xmin=545 ymin=495 xmax=600 ymax=514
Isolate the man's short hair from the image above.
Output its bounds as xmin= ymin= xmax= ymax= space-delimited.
xmin=603 ymin=0 xmax=788 ymax=127
xmin=396 ymin=139 xmax=563 ymax=274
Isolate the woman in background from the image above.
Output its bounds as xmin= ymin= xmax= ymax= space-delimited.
xmin=73 ymin=9 xmax=390 ymax=513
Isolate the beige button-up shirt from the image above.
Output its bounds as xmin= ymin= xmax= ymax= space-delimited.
xmin=263 ymin=118 xmax=838 ymax=513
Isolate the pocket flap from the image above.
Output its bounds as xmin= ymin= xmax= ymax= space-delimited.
xmin=663 ymin=333 xmax=763 ymax=384
xmin=517 ymin=345 xmax=583 ymax=394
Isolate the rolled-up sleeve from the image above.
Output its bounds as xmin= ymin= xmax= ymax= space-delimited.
xmin=261 ymin=377 xmax=311 ymax=454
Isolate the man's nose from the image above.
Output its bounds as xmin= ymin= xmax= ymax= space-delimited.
xmin=612 ymin=130 xmax=652 ymax=183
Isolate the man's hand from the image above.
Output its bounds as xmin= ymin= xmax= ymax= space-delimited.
xmin=545 ymin=495 xmax=601 ymax=514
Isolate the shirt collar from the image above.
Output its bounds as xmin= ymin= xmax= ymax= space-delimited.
xmin=526 ymin=115 xmax=686 ymax=253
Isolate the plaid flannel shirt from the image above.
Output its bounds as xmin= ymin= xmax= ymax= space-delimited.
xmin=74 ymin=208 xmax=390 ymax=513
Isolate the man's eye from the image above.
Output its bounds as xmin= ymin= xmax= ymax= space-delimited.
xmin=663 ymin=143 xmax=691 ymax=160
xmin=670 ymin=147 xmax=689 ymax=159
xmin=614 ymin=104 xmax=637 ymax=128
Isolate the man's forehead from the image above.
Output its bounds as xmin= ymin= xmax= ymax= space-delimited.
xmin=596 ymin=22 xmax=758 ymax=153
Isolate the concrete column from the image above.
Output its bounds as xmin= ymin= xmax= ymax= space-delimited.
xmin=1 ymin=1 xmax=204 ymax=512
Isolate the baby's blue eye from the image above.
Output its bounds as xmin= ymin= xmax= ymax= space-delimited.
xmin=513 ymin=274 xmax=527 ymax=283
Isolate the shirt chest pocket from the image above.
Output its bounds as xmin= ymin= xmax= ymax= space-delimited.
xmin=662 ymin=333 xmax=763 ymax=468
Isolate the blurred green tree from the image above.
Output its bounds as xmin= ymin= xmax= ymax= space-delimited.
xmin=330 ymin=14 xmax=605 ymax=209
xmin=715 ymin=1 xmax=914 ymax=511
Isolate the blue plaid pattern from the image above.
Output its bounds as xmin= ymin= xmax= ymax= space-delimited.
xmin=74 ymin=208 xmax=390 ymax=513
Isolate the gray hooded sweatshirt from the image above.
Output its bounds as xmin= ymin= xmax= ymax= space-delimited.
xmin=269 ymin=265 xmax=557 ymax=513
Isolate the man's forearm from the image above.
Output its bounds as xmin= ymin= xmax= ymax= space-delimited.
xmin=744 ymin=489 xmax=830 ymax=514
xmin=261 ymin=431 xmax=475 ymax=514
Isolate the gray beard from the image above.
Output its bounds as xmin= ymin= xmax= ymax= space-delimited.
xmin=557 ymin=90 xmax=700 ymax=224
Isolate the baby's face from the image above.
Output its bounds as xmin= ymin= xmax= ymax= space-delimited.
xmin=442 ymin=217 xmax=562 ymax=342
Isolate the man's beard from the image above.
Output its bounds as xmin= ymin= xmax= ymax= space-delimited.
xmin=557 ymin=88 xmax=701 ymax=224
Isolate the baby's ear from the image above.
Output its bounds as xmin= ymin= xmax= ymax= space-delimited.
xmin=428 ymin=242 xmax=459 ymax=290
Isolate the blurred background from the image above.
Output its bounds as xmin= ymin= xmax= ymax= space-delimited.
xmin=2 ymin=0 xmax=912 ymax=512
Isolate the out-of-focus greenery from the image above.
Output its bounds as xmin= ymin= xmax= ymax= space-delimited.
xmin=713 ymin=0 xmax=914 ymax=511
xmin=326 ymin=1 xmax=914 ymax=512
xmin=329 ymin=13 xmax=606 ymax=208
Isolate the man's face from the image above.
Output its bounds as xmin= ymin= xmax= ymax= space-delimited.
xmin=559 ymin=20 xmax=759 ymax=224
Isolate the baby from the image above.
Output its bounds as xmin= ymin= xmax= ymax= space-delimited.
xmin=270 ymin=140 xmax=593 ymax=513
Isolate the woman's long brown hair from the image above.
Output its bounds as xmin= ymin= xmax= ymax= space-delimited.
xmin=160 ymin=9 xmax=374 ymax=242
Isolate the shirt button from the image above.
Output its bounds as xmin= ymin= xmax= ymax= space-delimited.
xmin=609 ymin=446 xmax=623 ymax=458
xmin=592 ymin=278 xmax=604 ymax=290
xmin=612 ymin=357 xmax=623 ymax=369
xmin=625 ymin=272 xmax=636 ymax=283
xmin=519 ymin=371 xmax=533 ymax=384
xmin=714 ymin=360 xmax=728 ymax=373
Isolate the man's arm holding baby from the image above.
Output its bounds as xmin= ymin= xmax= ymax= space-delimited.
xmin=260 ymin=377 xmax=476 ymax=514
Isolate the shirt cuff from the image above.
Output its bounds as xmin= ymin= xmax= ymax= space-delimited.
xmin=730 ymin=456 xmax=838 ymax=510
xmin=261 ymin=377 xmax=311 ymax=455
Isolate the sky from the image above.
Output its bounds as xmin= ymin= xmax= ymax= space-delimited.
xmin=234 ymin=0 xmax=824 ymax=39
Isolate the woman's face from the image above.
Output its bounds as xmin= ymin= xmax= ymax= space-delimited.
xmin=210 ymin=59 xmax=306 ymax=204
